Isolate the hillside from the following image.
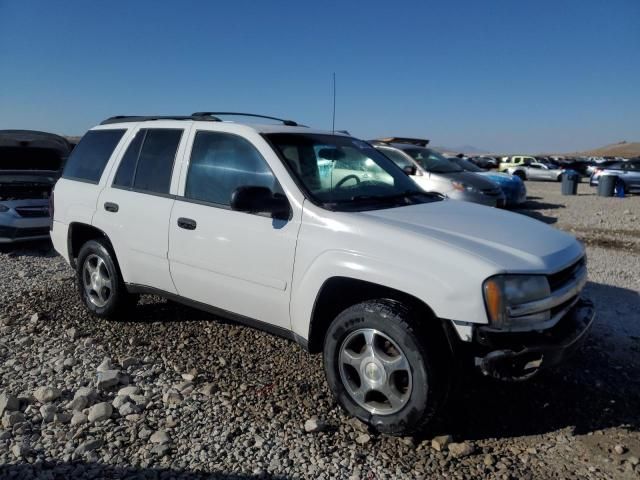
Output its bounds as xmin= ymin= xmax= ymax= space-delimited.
xmin=574 ymin=141 xmax=640 ymax=158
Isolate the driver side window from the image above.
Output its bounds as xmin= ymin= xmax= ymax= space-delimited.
xmin=184 ymin=131 xmax=282 ymax=207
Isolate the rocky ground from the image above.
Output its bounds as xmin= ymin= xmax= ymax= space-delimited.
xmin=0 ymin=181 xmax=639 ymax=479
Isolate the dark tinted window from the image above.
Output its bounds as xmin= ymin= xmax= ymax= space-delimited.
xmin=113 ymin=130 xmax=144 ymax=188
xmin=185 ymin=131 xmax=279 ymax=206
xmin=63 ymin=130 xmax=125 ymax=182
xmin=132 ymin=129 xmax=182 ymax=194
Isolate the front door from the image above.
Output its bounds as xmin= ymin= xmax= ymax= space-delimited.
xmin=168 ymin=129 xmax=299 ymax=330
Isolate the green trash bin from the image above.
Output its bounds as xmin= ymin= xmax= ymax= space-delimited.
xmin=597 ymin=175 xmax=617 ymax=197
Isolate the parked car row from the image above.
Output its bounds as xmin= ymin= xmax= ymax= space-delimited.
xmin=588 ymin=158 xmax=640 ymax=193
xmin=48 ymin=112 xmax=594 ymax=435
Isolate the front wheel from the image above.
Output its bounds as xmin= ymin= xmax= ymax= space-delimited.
xmin=323 ymin=300 xmax=448 ymax=436
xmin=76 ymin=239 xmax=137 ymax=318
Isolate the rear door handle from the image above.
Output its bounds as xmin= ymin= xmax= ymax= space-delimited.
xmin=104 ymin=202 xmax=119 ymax=213
xmin=177 ymin=217 xmax=197 ymax=230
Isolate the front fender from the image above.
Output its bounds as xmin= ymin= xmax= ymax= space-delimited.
xmin=289 ymin=249 xmax=484 ymax=340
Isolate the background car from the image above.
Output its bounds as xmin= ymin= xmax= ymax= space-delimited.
xmin=469 ymin=156 xmax=499 ymax=169
xmin=507 ymin=161 xmax=567 ymax=181
xmin=498 ymin=155 xmax=537 ymax=172
xmin=449 ymin=156 xmax=526 ymax=207
xmin=371 ymin=138 xmax=505 ymax=207
xmin=0 ymin=130 xmax=70 ymax=245
xmin=589 ymin=159 xmax=640 ymax=193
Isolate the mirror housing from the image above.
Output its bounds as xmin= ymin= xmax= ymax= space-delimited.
xmin=230 ymin=186 xmax=290 ymax=219
xmin=402 ymin=165 xmax=417 ymax=176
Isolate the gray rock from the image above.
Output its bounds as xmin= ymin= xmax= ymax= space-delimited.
xmin=151 ymin=444 xmax=171 ymax=456
xmin=117 ymin=386 xmax=140 ymax=397
xmin=304 ymin=418 xmax=328 ymax=433
xmin=356 ymin=433 xmax=371 ymax=445
xmin=150 ymin=430 xmax=170 ymax=444
xmin=120 ymin=356 xmax=139 ymax=369
xmin=55 ymin=412 xmax=72 ymax=424
xmin=96 ymin=358 xmax=114 ymax=372
xmin=448 ymin=442 xmax=475 ymax=458
xmin=40 ymin=404 xmax=57 ymax=422
xmin=0 ymin=430 xmax=11 ymax=441
xmin=628 ymin=456 xmax=639 ymax=466
xmin=11 ymin=442 xmax=29 ymax=459
xmin=2 ymin=411 xmax=25 ymax=428
xmin=200 ymin=383 xmax=217 ymax=397
xmin=112 ymin=395 xmax=128 ymax=410
xmin=614 ymin=444 xmax=626 ymax=455
xmin=74 ymin=438 xmax=103 ymax=457
xmin=162 ymin=390 xmax=182 ymax=405
xmin=138 ymin=428 xmax=153 ymax=440
xmin=74 ymin=387 xmax=96 ymax=400
xmin=33 ymin=386 xmax=62 ymax=403
xmin=88 ymin=402 xmax=112 ymax=423
xmin=96 ymin=370 xmax=121 ymax=390
xmin=67 ymin=395 xmax=89 ymax=411
xmin=70 ymin=412 xmax=87 ymax=426
xmin=484 ymin=454 xmax=496 ymax=466
xmin=431 ymin=435 xmax=453 ymax=452
xmin=66 ymin=327 xmax=80 ymax=339
xmin=118 ymin=402 xmax=138 ymax=417
xmin=0 ymin=393 xmax=19 ymax=416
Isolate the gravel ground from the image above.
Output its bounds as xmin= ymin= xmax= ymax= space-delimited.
xmin=0 ymin=181 xmax=638 ymax=480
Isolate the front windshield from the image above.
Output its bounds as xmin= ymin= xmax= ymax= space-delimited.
xmin=266 ymin=133 xmax=441 ymax=210
xmin=450 ymin=157 xmax=484 ymax=173
xmin=403 ymin=148 xmax=463 ymax=173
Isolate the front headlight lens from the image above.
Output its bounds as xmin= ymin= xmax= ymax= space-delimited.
xmin=483 ymin=275 xmax=550 ymax=328
xmin=0 ymin=204 xmax=9 ymax=213
xmin=452 ymin=181 xmax=477 ymax=193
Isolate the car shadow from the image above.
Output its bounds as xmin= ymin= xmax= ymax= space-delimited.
xmin=0 ymin=239 xmax=56 ymax=257
xmin=433 ymin=280 xmax=640 ymax=441
xmin=510 ymin=198 xmax=565 ymax=224
xmin=0 ymin=462 xmax=284 ymax=479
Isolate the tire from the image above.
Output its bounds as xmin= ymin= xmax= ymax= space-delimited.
xmin=76 ymin=239 xmax=136 ymax=318
xmin=513 ymin=171 xmax=526 ymax=181
xmin=323 ymin=299 xmax=449 ymax=436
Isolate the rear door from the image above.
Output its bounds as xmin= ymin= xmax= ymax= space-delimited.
xmin=167 ymin=128 xmax=300 ymax=329
xmin=94 ymin=123 xmax=190 ymax=293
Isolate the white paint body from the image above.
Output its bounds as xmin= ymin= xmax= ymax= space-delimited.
xmin=51 ymin=120 xmax=584 ymax=344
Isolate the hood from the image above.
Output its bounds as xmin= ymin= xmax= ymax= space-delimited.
xmin=478 ymin=171 xmax=519 ymax=185
xmin=0 ymin=130 xmax=70 ymax=172
xmin=360 ymin=200 xmax=582 ymax=273
xmin=437 ymin=171 xmax=500 ymax=189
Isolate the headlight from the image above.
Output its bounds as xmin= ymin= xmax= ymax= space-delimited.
xmin=0 ymin=204 xmax=9 ymax=213
xmin=452 ymin=181 xmax=477 ymax=193
xmin=483 ymin=275 xmax=551 ymax=328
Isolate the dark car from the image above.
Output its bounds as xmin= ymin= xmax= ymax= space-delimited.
xmin=0 ymin=130 xmax=71 ymax=245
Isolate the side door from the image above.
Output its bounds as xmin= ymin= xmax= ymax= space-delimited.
xmin=168 ymin=129 xmax=300 ymax=330
xmin=94 ymin=124 xmax=189 ymax=293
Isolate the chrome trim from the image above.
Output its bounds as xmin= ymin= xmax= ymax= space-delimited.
xmin=507 ymin=264 xmax=587 ymax=318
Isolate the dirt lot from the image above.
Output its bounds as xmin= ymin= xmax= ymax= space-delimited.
xmin=0 ymin=181 xmax=638 ymax=479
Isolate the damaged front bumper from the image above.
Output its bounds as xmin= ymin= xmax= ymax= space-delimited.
xmin=473 ymin=298 xmax=595 ymax=381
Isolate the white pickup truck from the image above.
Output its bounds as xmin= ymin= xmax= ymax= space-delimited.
xmin=51 ymin=113 xmax=594 ymax=435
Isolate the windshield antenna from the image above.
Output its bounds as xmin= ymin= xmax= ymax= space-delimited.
xmin=332 ymin=72 xmax=336 ymax=134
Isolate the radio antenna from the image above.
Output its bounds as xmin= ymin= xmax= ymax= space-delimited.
xmin=331 ymin=72 xmax=336 ymax=134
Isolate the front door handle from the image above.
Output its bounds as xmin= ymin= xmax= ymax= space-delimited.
xmin=104 ymin=202 xmax=119 ymax=213
xmin=177 ymin=217 xmax=197 ymax=230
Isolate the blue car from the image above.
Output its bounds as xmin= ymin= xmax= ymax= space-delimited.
xmin=450 ymin=157 xmax=527 ymax=207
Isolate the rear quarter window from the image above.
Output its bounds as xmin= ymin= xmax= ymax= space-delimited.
xmin=62 ymin=129 xmax=126 ymax=183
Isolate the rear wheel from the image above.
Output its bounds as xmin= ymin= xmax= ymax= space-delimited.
xmin=323 ymin=300 xmax=449 ymax=436
xmin=513 ymin=171 xmax=526 ymax=181
xmin=76 ymin=239 xmax=137 ymax=318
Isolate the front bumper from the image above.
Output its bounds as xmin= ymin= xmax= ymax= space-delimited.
xmin=0 ymin=211 xmax=51 ymax=244
xmin=448 ymin=190 xmax=502 ymax=207
xmin=472 ymin=298 xmax=594 ymax=381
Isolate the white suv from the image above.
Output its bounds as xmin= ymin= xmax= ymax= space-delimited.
xmin=51 ymin=113 xmax=594 ymax=435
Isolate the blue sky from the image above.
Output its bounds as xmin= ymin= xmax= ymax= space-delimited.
xmin=0 ymin=0 xmax=638 ymax=152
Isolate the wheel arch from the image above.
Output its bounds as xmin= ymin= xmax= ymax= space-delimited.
xmin=306 ymin=276 xmax=446 ymax=354
xmin=67 ymin=222 xmax=113 ymax=269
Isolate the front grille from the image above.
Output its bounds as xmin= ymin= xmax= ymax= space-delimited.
xmin=548 ymin=257 xmax=586 ymax=291
xmin=14 ymin=207 xmax=49 ymax=218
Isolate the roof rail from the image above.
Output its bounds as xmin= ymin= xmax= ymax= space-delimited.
xmin=373 ymin=137 xmax=430 ymax=147
xmin=100 ymin=115 xmax=222 ymax=125
xmin=191 ymin=112 xmax=302 ymax=127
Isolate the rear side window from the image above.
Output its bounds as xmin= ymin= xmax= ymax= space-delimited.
xmin=185 ymin=131 xmax=280 ymax=206
xmin=63 ymin=129 xmax=125 ymax=183
xmin=378 ymin=148 xmax=414 ymax=169
xmin=112 ymin=129 xmax=182 ymax=194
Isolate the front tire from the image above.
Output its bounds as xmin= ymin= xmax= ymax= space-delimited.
xmin=76 ymin=239 xmax=136 ymax=318
xmin=323 ymin=300 xmax=448 ymax=436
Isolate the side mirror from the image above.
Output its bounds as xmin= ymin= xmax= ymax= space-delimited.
xmin=402 ymin=165 xmax=417 ymax=176
xmin=230 ymin=186 xmax=290 ymax=220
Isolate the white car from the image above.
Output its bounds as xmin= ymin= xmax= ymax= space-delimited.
xmin=51 ymin=113 xmax=594 ymax=435
xmin=508 ymin=161 xmax=566 ymax=181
